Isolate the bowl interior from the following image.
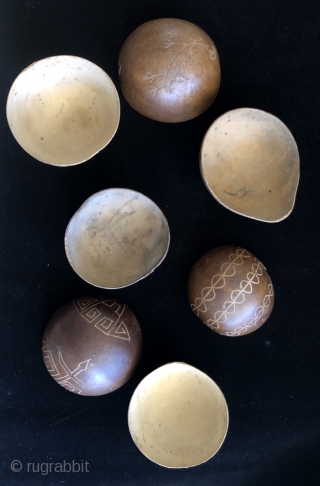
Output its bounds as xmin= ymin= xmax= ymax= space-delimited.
xmin=7 ymin=56 xmax=120 ymax=166
xmin=128 ymin=362 xmax=228 ymax=468
xmin=65 ymin=189 xmax=170 ymax=289
xmin=200 ymin=108 xmax=300 ymax=222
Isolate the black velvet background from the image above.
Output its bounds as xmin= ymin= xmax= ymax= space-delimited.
xmin=0 ymin=1 xmax=319 ymax=485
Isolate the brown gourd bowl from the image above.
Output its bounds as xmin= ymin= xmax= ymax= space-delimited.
xmin=6 ymin=55 xmax=120 ymax=166
xmin=119 ymin=18 xmax=220 ymax=123
xmin=200 ymin=108 xmax=300 ymax=222
xmin=188 ymin=245 xmax=274 ymax=337
xmin=42 ymin=296 xmax=142 ymax=396
xmin=128 ymin=362 xmax=228 ymax=468
xmin=65 ymin=188 xmax=170 ymax=289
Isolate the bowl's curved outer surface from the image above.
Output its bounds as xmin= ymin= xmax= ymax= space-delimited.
xmin=119 ymin=18 xmax=220 ymax=123
xmin=42 ymin=296 xmax=142 ymax=396
xmin=188 ymin=245 xmax=275 ymax=336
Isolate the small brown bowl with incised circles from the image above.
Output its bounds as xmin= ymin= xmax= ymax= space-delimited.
xmin=119 ymin=18 xmax=220 ymax=123
xmin=128 ymin=362 xmax=228 ymax=468
xmin=7 ymin=55 xmax=120 ymax=166
xmin=188 ymin=245 xmax=274 ymax=337
xmin=65 ymin=188 xmax=170 ymax=289
xmin=200 ymin=108 xmax=300 ymax=222
xmin=42 ymin=296 xmax=142 ymax=396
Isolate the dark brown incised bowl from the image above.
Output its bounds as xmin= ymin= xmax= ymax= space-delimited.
xmin=119 ymin=18 xmax=220 ymax=123
xmin=188 ymin=246 xmax=274 ymax=337
xmin=42 ymin=296 xmax=143 ymax=395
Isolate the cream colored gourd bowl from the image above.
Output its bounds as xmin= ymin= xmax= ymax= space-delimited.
xmin=200 ymin=108 xmax=300 ymax=222
xmin=128 ymin=362 xmax=229 ymax=468
xmin=7 ymin=55 xmax=120 ymax=166
xmin=65 ymin=188 xmax=170 ymax=289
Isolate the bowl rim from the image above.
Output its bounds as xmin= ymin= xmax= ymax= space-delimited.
xmin=127 ymin=361 xmax=229 ymax=469
xmin=6 ymin=54 xmax=120 ymax=167
xmin=199 ymin=107 xmax=300 ymax=223
xmin=64 ymin=187 xmax=171 ymax=289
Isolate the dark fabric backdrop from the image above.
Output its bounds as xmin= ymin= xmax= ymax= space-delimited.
xmin=0 ymin=0 xmax=319 ymax=485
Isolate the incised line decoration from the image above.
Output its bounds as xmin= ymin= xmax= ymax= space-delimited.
xmin=144 ymin=33 xmax=216 ymax=96
xmin=42 ymin=341 xmax=90 ymax=395
xmin=191 ymin=248 xmax=251 ymax=317
xmin=224 ymin=284 xmax=274 ymax=337
xmin=206 ymin=258 xmax=266 ymax=330
xmin=73 ymin=299 xmax=130 ymax=341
